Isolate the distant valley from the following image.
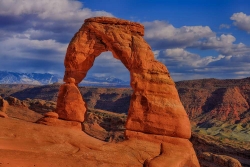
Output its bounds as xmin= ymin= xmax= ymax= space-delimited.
xmin=1 ymin=77 xmax=250 ymax=139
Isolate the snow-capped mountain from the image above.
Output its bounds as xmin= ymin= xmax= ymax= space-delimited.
xmin=0 ymin=71 xmax=62 ymax=85
xmin=80 ymin=76 xmax=130 ymax=86
xmin=0 ymin=71 xmax=129 ymax=86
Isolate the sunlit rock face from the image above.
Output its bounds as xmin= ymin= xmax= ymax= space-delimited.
xmin=63 ymin=17 xmax=191 ymax=139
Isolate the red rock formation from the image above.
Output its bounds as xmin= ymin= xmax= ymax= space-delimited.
xmin=0 ymin=96 xmax=8 ymax=113
xmin=5 ymin=96 xmax=22 ymax=106
xmin=145 ymin=142 xmax=200 ymax=167
xmin=36 ymin=115 xmax=82 ymax=130
xmin=63 ymin=17 xmax=191 ymax=139
xmin=0 ymin=118 xmax=195 ymax=167
xmin=208 ymin=87 xmax=248 ymax=122
xmin=176 ymin=78 xmax=250 ymax=125
xmin=55 ymin=78 xmax=86 ymax=122
xmin=44 ymin=111 xmax=59 ymax=119
xmin=50 ymin=17 xmax=199 ymax=166
xmin=199 ymin=152 xmax=242 ymax=167
xmin=0 ymin=111 xmax=8 ymax=118
xmin=37 ymin=78 xmax=86 ymax=130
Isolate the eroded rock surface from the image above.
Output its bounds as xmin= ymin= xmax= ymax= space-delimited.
xmin=55 ymin=78 xmax=86 ymax=122
xmin=36 ymin=78 xmax=86 ymax=130
xmin=199 ymin=152 xmax=242 ymax=167
xmin=63 ymin=17 xmax=191 ymax=139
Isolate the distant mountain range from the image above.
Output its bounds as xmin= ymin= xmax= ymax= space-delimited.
xmin=0 ymin=71 xmax=62 ymax=85
xmin=80 ymin=76 xmax=130 ymax=87
xmin=0 ymin=71 xmax=129 ymax=86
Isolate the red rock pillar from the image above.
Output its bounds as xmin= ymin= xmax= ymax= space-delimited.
xmin=55 ymin=78 xmax=86 ymax=122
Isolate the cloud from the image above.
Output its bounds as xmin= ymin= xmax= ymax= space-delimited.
xmin=219 ymin=24 xmax=230 ymax=29
xmin=0 ymin=0 xmax=113 ymax=75
xmin=144 ymin=20 xmax=250 ymax=61
xmin=230 ymin=12 xmax=250 ymax=33
xmin=156 ymin=47 xmax=250 ymax=81
xmin=192 ymin=34 xmax=250 ymax=56
xmin=0 ymin=0 xmax=113 ymax=42
xmin=157 ymin=48 xmax=225 ymax=68
xmin=144 ymin=20 xmax=214 ymax=49
xmin=0 ymin=0 xmax=112 ymax=21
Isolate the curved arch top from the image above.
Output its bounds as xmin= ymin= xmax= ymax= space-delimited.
xmin=63 ymin=17 xmax=191 ymax=139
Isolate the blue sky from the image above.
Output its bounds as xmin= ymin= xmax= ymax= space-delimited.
xmin=0 ymin=0 xmax=250 ymax=81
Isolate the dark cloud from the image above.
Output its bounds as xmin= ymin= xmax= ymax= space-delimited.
xmin=0 ymin=0 xmax=113 ymax=77
xmin=0 ymin=56 xmax=64 ymax=75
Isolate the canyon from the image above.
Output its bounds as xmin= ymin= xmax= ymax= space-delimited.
xmin=0 ymin=16 xmax=249 ymax=166
xmin=1 ymin=77 xmax=250 ymax=166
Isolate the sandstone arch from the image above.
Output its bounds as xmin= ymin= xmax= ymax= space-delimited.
xmin=63 ymin=17 xmax=191 ymax=139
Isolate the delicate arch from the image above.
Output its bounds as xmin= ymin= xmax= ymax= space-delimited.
xmin=63 ymin=17 xmax=191 ymax=139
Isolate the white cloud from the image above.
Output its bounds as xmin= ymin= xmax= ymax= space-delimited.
xmin=230 ymin=12 xmax=250 ymax=33
xmin=156 ymin=47 xmax=250 ymax=81
xmin=193 ymin=34 xmax=250 ymax=56
xmin=144 ymin=20 xmax=214 ymax=49
xmin=158 ymin=48 xmax=225 ymax=68
xmin=144 ymin=20 xmax=250 ymax=58
xmin=0 ymin=0 xmax=113 ymax=21
xmin=0 ymin=37 xmax=67 ymax=61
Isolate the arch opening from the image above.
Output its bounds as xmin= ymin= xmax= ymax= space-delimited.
xmin=81 ymin=51 xmax=130 ymax=86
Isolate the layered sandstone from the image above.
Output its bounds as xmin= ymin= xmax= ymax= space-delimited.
xmin=64 ymin=17 xmax=191 ymax=139
xmin=55 ymin=78 xmax=86 ymax=122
